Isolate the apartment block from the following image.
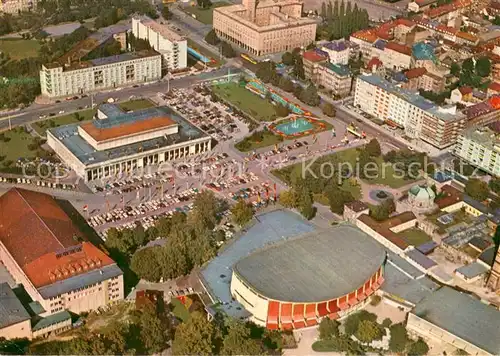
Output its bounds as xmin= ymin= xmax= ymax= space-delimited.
xmin=354 ymin=74 xmax=466 ymax=149
xmin=40 ymin=50 xmax=162 ymax=98
xmin=316 ymin=63 xmax=352 ymax=97
xmin=213 ymin=0 xmax=317 ymax=56
xmin=455 ymin=125 xmax=500 ymax=176
xmin=321 ymin=41 xmax=350 ymax=65
xmin=132 ymin=16 xmax=188 ymax=71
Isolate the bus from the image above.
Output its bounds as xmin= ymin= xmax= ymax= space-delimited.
xmin=347 ymin=123 xmax=366 ymax=138
xmin=241 ymin=53 xmax=258 ymax=65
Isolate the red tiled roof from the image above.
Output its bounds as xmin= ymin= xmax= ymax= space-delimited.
xmin=352 ymin=30 xmax=378 ymax=43
xmin=396 ymin=18 xmax=416 ymax=27
xmin=302 ymin=50 xmax=327 ymax=63
xmin=367 ymin=57 xmax=383 ymax=69
xmin=0 ymin=188 xmax=115 ymax=288
xmin=489 ymin=82 xmax=500 ymax=92
xmin=435 ymin=185 xmax=462 ymax=209
xmin=405 ymin=67 xmax=427 ymax=79
xmin=357 ymin=212 xmax=417 ymax=250
xmin=80 ymin=116 xmax=176 ymax=142
xmin=459 ymin=86 xmax=473 ymax=95
xmin=456 ymin=31 xmax=478 ymax=42
xmin=385 ymin=42 xmax=412 ymax=56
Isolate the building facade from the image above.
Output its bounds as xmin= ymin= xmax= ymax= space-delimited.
xmin=40 ymin=50 xmax=162 ymax=98
xmin=0 ymin=0 xmax=35 ymax=13
xmin=132 ymin=16 xmax=188 ymax=71
xmin=47 ymin=104 xmax=212 ymax=182
xmin=213 ymin=0 xmax=317 ymax=56
xmin=316 ymin=63 xmax=352 ymax=97
xmin=0 ymin=188 xmax=124 ymax=319
xmin=354 ymin=74 xmax=466 ymax=148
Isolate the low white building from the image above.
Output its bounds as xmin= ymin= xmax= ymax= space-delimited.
xmin=47 ymin=104 xmax=212 ymax=182
xmin=40 ymin=50 xmax=162 ymax=98
xmin=321 ymin=41 xmax=350 ymax=65
xmin=132 ymin=16 xmax=188 ymax=71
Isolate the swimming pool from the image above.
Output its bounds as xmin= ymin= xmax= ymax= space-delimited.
xmin=275 ymin=117 xmax=314 ymax=135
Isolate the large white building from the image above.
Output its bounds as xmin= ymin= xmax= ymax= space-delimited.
xmin=47 ymin=104 xmax=212 ymax=182
xmin=354 ymin=74 xmax=466 ymax=149
xmin=0 ymin=0 xmax=35 ymax=13
xmin=40 ymin=50 xmax=162 ymax=98
xmin=132 ymin=16 xmax=187 ymax=71
xmin=454 ymin=124 xmax=500 ymax=177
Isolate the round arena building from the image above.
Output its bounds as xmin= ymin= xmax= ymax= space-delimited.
xmin=230 ymin=224 xmax=386 ymax=330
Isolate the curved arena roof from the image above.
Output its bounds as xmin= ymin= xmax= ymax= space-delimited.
xmin=233 ymin=224 xmax=386 ymax=303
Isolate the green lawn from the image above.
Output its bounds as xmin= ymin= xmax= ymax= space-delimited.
xmin=0 ymin=38 xmax=41 ymax=60
xmin=397 ymin=228 xmax=432 ymax=247
xmin=180 ymin=2 xmax=230 ymax=24
xmin=235 ymin=130 xmax=283 ymax=152
xmin=118 ymin=99 xmax=154 ymax=112
xmin=0 ymin=128 xmax=38 ymax=171
xmin=170 ymin=298 xmax=191 ymax=322
xmin=213 ymin=82 xmax=277 ymax=122
xmin=32 ymin=109 xmax=96 ymax=136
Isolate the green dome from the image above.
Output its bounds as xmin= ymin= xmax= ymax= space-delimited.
xmin=409 ymin=184 xmax=436 ymax=201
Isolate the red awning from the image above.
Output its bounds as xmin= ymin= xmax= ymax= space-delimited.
xmin=266 ymin=323 xmax=278 ymax=330
xmin=348 ymin=296 xmax=358 ymax=306
xmin=378 ymin=276 xmax=385 ymax=285
xmin=281 ymin=323 xmax=293 ymax=330
xmin=306 ymin=319 xmax=317 ymax=326
xmin=267 ymin=301 xmax=279 ymax=324
xmin=328 ymin=312 xmax=339 ymax=320
xmin=317 ymin=302 xmax=328 ymax=317
xmin=365 ymin=287 xmax=374 ymax=296
xmin=357 ymin=286 xmax=364 ymax=295
xmin=293 ymin=320 xmax=306 ymax=329
xmin=305 ymin=304 xmax=316 ymax=319
xmin=293 ymin=304 xmax=304 ymax=321
xmin=328 ymin=300 xmax=339 ymax=313
xmin=280 ymin=303 xmax=292 ymax=323
xmin=339 ymin=302 xmax=349 ymax=310
xmin=357 ymin=292 xmax=366 ymax=301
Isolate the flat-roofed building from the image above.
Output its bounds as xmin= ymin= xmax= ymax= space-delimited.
xmin=0 ymin=0 xmax=35 ymax=13
xmin=132 ymin=16 xmax=187 ymax=71
xmin=213 ymin=0 xmax=317 ymax=56
xmin=0 ymin=283 xmax=31 ymax=340
xmin=40 ymin=50 xmax=162 ymax=98
xmin=47 ymin=104 xmax=212 ymax=182
xmin=0 ymin=188 xmax=124 ymax=316
xmin=354 ymin=74 xmax=466 ymax=148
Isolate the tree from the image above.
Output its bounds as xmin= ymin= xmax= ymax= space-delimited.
xmin=162 ymin=6 xmax=172 ymax=20
xmin=450 ymin=62 xmax=461 ymax=76
xmin=464 ymin=178 xmax=489 ymax=201
xmin=322 ymin=102 xmax=336 ymax=117
xmin=278 ymin=76 xmax=294 ymax=92
xmin=275 ymin=103 xmax=290 ymax=117
xmin=326 ymin=186 xmax=354 ymax=214
xmin=292 ymin=56 xmax=305 ymax=79
xmin=355 ymin=320 xmax=383 ymax=343
xmin=462 ymin=58 xmax=475 ymax=75
xmin=105 ymin=227 xmax=136 ymax=256
xmin=318 ymin=317 xmax=340 ymax=340
xmin=475 ymin=57 xmax=491 ymax=77
xmin=172 ymin=312 xmax=216 ymax=355
xmin=490 ymin=177 xmax=500 ymax=194
xmin=282 ymin=51 xmax=294 ymax=66
xmin=344 ymin=310 xmax=377 ymax=337
xmin=131 ymin=247 xmax=163 ymax=282
xmin=298 ymin=187 xmax=315 ymax=220
xmin=369 ymin=198 xmax=395 ymax=221
xmin=365 ymin=138 xmax=381 ymax=157
xmin=279 ymin=189 xmax=298 ymax=208
xmin=408 ymin=338 xmax=429 ymax=356
xmin=221 ymin=320 xmax=263 ymax=355
xmin=300 ymin=84 xmax=320 ymax=106
xmin=220 ymin=41 xmax=236 ymax=58
xmin=205 ymin=28 xmax=220 ymax=45
xmin=191 ymin=190 xmax=221 ymax=232
xmin=389 ymin=323 xmax=409 ymax=353
xmin=139 ymin=305 xmax=170 ymax=353
xmin=231 ymin=199 xmax=254 ymax=227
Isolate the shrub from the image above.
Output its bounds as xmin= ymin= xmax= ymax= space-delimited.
xmin=370 ymin=294 xmax=382 ymax=306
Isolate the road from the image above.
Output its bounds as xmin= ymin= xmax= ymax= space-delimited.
xmin=0 ymin=67 xmax=241 ymax=131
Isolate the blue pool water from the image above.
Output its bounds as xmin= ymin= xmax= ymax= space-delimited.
xmin=275 ymin=118 xmax=314 ymax=135
xmin=187 ymin=47 xmax=210 ymax=63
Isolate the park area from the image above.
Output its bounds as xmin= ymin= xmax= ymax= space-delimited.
xmin=212 ymin=82 xmax=277 ymax=122
xmin=31 ymin=99 xmax=154 ymax=136
xmin=0 ymin=38 xmax=41 ymax=60
xmin=0 ymin=127 xmax=39 ymax=172
xmin=180 ymin=2 xmax=230 ymax=24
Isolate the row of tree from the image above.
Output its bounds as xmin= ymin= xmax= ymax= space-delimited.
xmin=318 ymin=0 xmax=370 ymax=40
xmin=204 ymin=29 xmax=236 ymax=58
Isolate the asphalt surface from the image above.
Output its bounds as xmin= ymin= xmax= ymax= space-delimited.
xmin=0 ymin=67 xmax=242 ymax=131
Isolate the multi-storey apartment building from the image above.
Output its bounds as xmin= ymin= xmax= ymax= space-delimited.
xmin=454 ymin=125 xmax=500 ymax=176
xmin=213 ymin=0 xmax=317 ymax=56
xmin=354 ymin=74 xmax=466 ymax=149
xmin=321 ymin=41 xmax=350 ymax=65
xmin=0 ymin=0 xmax=35 ymax=13
xmin=40 ymin=50 xmax=162 ymax=98
xmin=0 ymin=188 xmax=124 ymax=318
xmin=132 ymin=16 xmax=188 ymax=71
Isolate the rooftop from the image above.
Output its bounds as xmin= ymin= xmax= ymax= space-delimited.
xmin=385 ymin=42 xmax=412 ymax=56
xmin=358 ymin=74 xmax=465 ymax=122
xmin=345 ymin=200 xmax=369 ymax=213
xmin=357 ymin=212 xmax=417 ymax=250
xmin=134 ymin=16 xmax=184 ymax=42
xmin=233 ymin=224 xmax=386 ymax=302
xmin=455 ymin=262 xmax=489 ymax=279
xmin=0 ymin=283 xmax=30 ymax=329
xmin=412 ymin=286 xmax=500 ymax=355
xmin=460 ymin=124 xmax=500 ymax=152
xmin=405 ymin=67 xmax=427 ymax=79
xmin=49 ymin=105 xmax=208 ymax=166
xmin=302 ymin=50 xmax=327 ymax=62
xmin=322 ymin=41 xmax=347 ymax=52
xmin=322 ymin=62 xmax=351 ymax=76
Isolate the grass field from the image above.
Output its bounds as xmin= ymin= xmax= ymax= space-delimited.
xmin=170 ymin=298 xmax=191 ymax=322
xmin=235 ymin=130 xmax=283 ymax=152
xmin=397 ymin=228 xmax=432 ymax=247
xmin=180 ymin=2 xmax=230 ymax=24
xmin=213 ymin=82 xmax=277 ymax=122
xmin=0 ymin=38 xmax=41 ymax=60
xmin=0 ymin=128 xmax=37 ymax=170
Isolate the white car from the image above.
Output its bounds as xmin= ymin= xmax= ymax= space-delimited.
xmin=58 ymin=110 xmax=65 ymax=114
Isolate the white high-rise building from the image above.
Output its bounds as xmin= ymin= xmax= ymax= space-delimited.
xmin=132 ymin=16 xmax=188 ymax=71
